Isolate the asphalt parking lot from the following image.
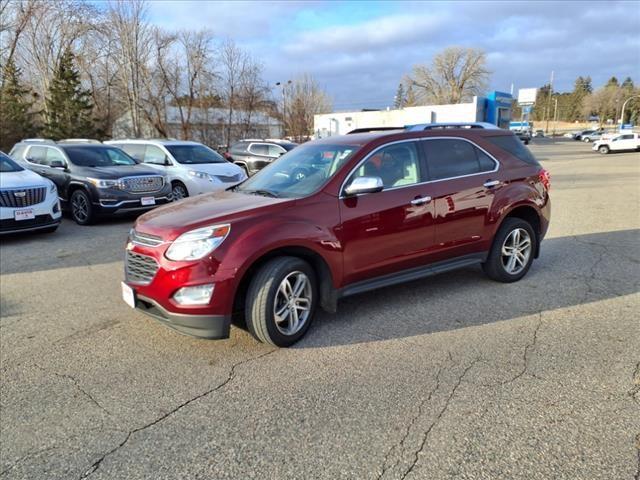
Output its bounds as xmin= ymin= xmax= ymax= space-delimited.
xmin=1 ymin=139 xmax=639 ymax=480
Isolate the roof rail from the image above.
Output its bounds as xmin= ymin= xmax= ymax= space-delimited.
xmin=405 ymin=122 xmax=501 ymax=131
xmin=347 ymin=127 xmax=404 ymax=134
xmin=21 ymin=138 xmax=56 ymax=144
xmin=57 ymin=138 xmax=102 ymax=144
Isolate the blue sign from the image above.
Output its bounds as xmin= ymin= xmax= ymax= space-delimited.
xmin=621 ymin=123 xmax=633 ymax=129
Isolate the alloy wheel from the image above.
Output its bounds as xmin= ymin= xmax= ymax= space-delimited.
xmin=273 ymin=271 xmax=312 ymax=336
xmin=501 ymin=228 xmax=532 ymax=275
xmin=172 ymin=185 xmax=187 ymax=200
xmin=72 ymin=194 xmax=88 ymax=222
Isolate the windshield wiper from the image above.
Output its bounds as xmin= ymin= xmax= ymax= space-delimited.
xmin=242 ymin=189 xmax=279 ymax=198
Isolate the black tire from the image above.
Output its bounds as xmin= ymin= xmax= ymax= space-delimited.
xmin=598 ymin=145 xmax=610 ymax=154
xmin=171 ymin=182 xmax=188 ymax=201
xmin=70 ymin=189 xmax=94 ymax=225
xmin=245 ymin=256 xmax=317 ymax=347
xmin=482 ymin=218 xmax=537 ymax=283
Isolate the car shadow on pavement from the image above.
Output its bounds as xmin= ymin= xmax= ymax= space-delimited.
xmin=295 ymin=228 xmax=640 ymax=349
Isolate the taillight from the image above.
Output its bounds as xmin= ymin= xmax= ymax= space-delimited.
xmin=539 ymin=169 xmax=551 ymax=190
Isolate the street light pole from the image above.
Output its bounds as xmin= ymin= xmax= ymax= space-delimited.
xmin=619 ymin=94 xmax=640 ymax=128
xmin=553 ymin=97 xmax=558 ymax=137
xmin=275 ymin=80 xmax=292 ymax=138
xmin=545 ymin=70 xmax=554 ymax=133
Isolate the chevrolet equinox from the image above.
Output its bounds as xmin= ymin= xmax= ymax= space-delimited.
xmin=122 ymin=123 xmax=551 ymax=347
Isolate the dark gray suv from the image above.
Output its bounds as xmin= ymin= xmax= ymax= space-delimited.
xmin=227 ymin=139 xmax=297 ymax=176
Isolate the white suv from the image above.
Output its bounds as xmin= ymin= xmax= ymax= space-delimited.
xmin=0 ymin=152 xmax=61 ymax=235
xmin=593 ymin=132 xmax=640 ymax=154
xmin=105 ymin=140 xmax=247 ymax=199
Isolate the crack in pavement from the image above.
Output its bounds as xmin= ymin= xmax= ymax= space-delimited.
xmin=398 ymin=357 xmax=481 ymax=480
xmin=376 ymin=357 xmax=449 ymax=480
xmin=34 ymin=364 xmax=112 ymax=417
xmin=635 ymin=433 xmax=640 ymax=480
xmin=630 ymin=361 xmax=640 ymax=406
xmin=78 ymin=349 xmax=277 ymax=479
xmin=572 ymin=236 xmax=609 ymax=303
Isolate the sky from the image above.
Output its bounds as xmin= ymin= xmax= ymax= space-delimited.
xmin=147 ymin=0 xmax=640 ymax=111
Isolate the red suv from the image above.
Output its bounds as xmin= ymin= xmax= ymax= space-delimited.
xmin=122 ymin=124 xmax=550 ymax=347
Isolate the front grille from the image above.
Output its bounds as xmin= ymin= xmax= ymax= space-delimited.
xmin=125 ymin=251 xmax=159 ymax=284
xmin=0 ymin=214 xmax=55 ymax=232
xmin=130 ymin=229 xmax=164 ymax=247
xmin=0 ymin=187 xmax=47 ymax=207
xmin=122 ymin=176 xmax=164 ymax=193
xmin=215 ymin=173 xmax=243 ymax=183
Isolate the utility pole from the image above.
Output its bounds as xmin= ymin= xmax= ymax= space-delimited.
xmin=275 ymin=80 xmax=292 ymax=138
xmin=545 ymin=70 xmax=554 ymax=133
xmin=552 ymin=97 xmax=558 ymax=137
xmin=619 ymin=95 xmax=639 ymax=129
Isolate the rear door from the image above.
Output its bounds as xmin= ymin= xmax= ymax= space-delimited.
xmin=339 ymin=140 xmax=436 ymax=284
xmin=421 ymin=137 xmax=500 ymax=260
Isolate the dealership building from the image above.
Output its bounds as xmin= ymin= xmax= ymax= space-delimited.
xmin=314 ymin=91 xmax=513 ymax=138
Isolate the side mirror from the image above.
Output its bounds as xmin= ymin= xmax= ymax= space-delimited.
xmin=344 ymin=176 xmax=384 ymax=196
xmin=164 ymin=156 xmax=172 ymax=166
xmin=50 ymin=160 xmax=66 ymax=169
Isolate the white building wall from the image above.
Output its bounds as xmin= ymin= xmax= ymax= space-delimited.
xmin=314 ymin=97 xmax=484 ymax=138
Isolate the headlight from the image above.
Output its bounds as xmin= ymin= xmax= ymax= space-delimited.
xmin=165 ymin=224 xmax=231 ymax=261
xmin=188 ymin=170 xmax=218 ymax=182
xmin=87 ymin=177 xmax=122 ymax=189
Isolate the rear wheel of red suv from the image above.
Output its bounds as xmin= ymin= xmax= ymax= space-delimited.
xmin=245 ymin=257 xmax=317 ymax=347
xmin=482 ymin=218 xmax=537 ymax=283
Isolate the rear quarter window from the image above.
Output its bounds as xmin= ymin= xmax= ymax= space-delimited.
xmin=485 ymin=134 xmax=540 ymax=166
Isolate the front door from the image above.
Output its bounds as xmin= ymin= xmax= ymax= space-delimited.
xmin=339 ymin=141 xmax=436 ymax=285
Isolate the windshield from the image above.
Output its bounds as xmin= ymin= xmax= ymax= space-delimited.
xmin=64 ymin=146 xmax=137 ymax=167
xmin=165 ymin=144 xmax=226 ymax=164
xmin=236 ymin=142 xmax=359 ymax=198
xmin=0 ymin=152 xmax=23 ymax=172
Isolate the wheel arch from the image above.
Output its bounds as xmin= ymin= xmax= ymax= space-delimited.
xmin=66 ymin=181 xmax=93 ymax=203
xmin=232 ymin=245 xmax=338 ymax=321
xmin=498 ymin=204 xmax=543 ymax=258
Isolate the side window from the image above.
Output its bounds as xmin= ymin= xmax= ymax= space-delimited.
xmin=620 ymin=134 xmax=633 ymax=140
xmin=144 ymin=145 xmax=167 ymax=165
xmin=423 ymin=139 xmax=487 ymax=180
xmin=476 ymin=148 xmax=496 ymax=171
xmin=27 ymin=146 xmax=47 ymax=164
xmin=120 ymin=144 xmax=146 ymax=162
xmin=43 ymin=148 xmax=67 ymax=166
xmin=351 ymin=142 xmax=421 ymax=189
xmin=267 ymin=144 xmax=285 ymax=157
xmin=249 ymin=143 xmax=269 ymax=156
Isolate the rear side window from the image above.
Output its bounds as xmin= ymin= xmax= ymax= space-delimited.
xmin=423 ymin=139 xmax=496 ymax=181
xmin=118 ymin=144 xmax=147 ymax=162
xmin=249 ymin=143 xmax=269 ymax=156
xmin=486 ymin=135 xmax=539 ymax=165
xmin=9 ymin=145 xmax=27 ymax=160
xmin=27 ymin=146 xmax=47 ymax=164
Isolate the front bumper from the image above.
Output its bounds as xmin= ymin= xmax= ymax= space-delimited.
xmin=96 ymin=195 xmax=173 ymax=214
xmin=0 ymin=194 xmax=62 ymax=234
xmin=134 ymin=294 xmax=231 ymax=339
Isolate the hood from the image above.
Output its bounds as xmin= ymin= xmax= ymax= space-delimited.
xmin=75 ymin=164 xmax=162 ymax=179
xmin=0 ymin=168 xmax=49 ymax=189
xmin=135 ymin=190 xmax=292 ymax=238
xmin=182 ymin=162 xmax=243 ymax=177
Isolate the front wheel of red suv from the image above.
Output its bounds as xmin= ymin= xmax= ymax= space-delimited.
xmin=482 ymin=218 xmax=537 ymax=283
xmin=245 ymin=257 xmax=317 ymax=347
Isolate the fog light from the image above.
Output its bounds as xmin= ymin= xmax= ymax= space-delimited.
xmin=53 ymin=201 xmax=60 ymax=214
xmin=173 ymin=284 xmax=214 ymax=306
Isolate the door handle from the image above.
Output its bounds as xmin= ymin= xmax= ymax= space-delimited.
xmin=483 ymin=180 xmax=501 ymax=188
xmin=411 ymin=196 xmax=432 ymax=206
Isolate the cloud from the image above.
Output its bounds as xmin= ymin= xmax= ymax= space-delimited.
xmin=145 ymin=1 xmax=640 ymax=110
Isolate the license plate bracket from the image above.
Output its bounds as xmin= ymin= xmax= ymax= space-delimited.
xmin=141 ymin=197 xmax=156 ymax=206
xmin=14 ymin=208 xmax=35 ymax=221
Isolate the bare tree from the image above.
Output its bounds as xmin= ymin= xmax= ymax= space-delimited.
xmin=408 ymin=47 xmax=490 ymax=104
xmin=219 ymin=38 xmax=247 ymax=148
xmin=107 ymin=0 xmax=151 ymax=137
xmin=285 ymin=74 xmax=332 ymax=141
xmin=238 ymin=61 xmax=269 ymax=137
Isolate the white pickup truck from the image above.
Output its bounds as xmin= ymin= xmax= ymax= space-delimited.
xmin=593 ymin=132 xmax=640 ymax=154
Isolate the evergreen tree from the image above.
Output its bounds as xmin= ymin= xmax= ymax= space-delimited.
xmin=0 ymin=59 xmax=38 ymax=152
xmin=568 ymin=76 xmax=592 ymax=121
xmin=605 ymin=76 xmax=619 ymax=87
xmin=405 ymin=84 xmax=417 ymax=107
xmin=621 ymin=77 xmax=634 ymax=90
xmin=43 ymin=48 xmax=96 ymax=140
xmin=393 ymin=83 xmax=406 ymax=109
